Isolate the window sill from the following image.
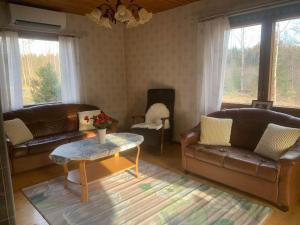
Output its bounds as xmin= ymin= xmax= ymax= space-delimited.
xmin=23 ymin=102 xmax=62 ymax=108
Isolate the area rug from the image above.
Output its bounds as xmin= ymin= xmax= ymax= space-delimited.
xmin=23 ymin=160 xmax=272 ymax=225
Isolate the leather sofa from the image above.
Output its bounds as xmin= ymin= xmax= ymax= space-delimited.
xmin=3 ymin=104 xmax=118 ymax=173
xmin=181 ymin=108 xmax=300 ymax=211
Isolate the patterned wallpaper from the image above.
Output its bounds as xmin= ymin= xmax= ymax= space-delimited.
xmin=0 ymin=0 xmax=296 ymax=137
xmin=124 ymin=0 xmax=297 ymax=141
xmin=125 ymin=6 xmax=198 ymax=141
xmin=64 ymin=15 xmax=128 ymax=129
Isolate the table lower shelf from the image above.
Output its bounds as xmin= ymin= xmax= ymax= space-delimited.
xmin=67 ymin=156 xmax=136 ymax=184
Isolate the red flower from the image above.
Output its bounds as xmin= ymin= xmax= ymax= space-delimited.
xmin=84 ymin=116 xmax=89 ymax=123
xmin=89 ymin=111 xmax=112 ymax=129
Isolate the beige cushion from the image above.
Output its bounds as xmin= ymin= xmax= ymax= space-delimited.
xmin=4 ymin=118 xmax=33 ymax=145
xmin=254 ymin=123 xmax=300 ymax=161
xmin=78 ymin=110 xmax=100 ymax=131
xmin=199 ymin=116 xmax=233 ymax=146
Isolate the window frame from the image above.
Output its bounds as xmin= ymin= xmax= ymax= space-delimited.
xmin=223 ymin=23 xmax=263 ymax=104
xmin=223 ymin=2 xmax=300 ymax=112
xmin=18 ymin=33 xmax=62 ymax=107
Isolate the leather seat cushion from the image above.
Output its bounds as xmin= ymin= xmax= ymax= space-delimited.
xmin=14 ymin=131 xmax=86 ymax=157
xmin=186 ymin=144 xmax=278 ymax=182
xmin=186 ymin=144 xmax=228 ymax=167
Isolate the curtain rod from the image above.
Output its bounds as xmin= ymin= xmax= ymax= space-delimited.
xmin=197 ymin=0 xmax=300 ymax=22
xmin=0 ymin=26 xmax=79 ymax=38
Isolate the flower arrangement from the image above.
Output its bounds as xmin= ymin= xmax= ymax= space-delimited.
xmin=84 ymin=111 xmax=112 ymax=130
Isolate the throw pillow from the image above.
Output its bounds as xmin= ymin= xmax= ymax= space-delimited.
xmin=254 ymin=123 xmax=300 ymax=161
xmin=199 ymin=116 xmax=233 ymax=146
xmin=4 ymin=118 xmax=33 ymax=145
xmin=78 ymin=110 xmax=101 ymax=131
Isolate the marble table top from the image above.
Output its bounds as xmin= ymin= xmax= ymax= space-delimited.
xmin=49 ymin=133 xmax=144 ymax=165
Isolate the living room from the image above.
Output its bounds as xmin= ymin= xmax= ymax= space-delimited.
xmin=0 ymin=0 xmax=300 ymax=224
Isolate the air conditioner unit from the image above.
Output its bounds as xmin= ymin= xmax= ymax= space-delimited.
xmin=9 ymin=3 xmax=66 ymax=32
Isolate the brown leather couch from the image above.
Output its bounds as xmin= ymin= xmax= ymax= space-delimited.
xmin=181 ymin=108 xmax=300 ymax=211
xmin=3 ymin=104 xmax=118 ymax=173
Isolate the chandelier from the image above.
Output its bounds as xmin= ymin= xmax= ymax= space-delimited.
xmin=86 ymin=0 xmax=153 ymax=29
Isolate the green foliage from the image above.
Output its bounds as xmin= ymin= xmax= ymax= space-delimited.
xmin=224 ymin=44 xmax=260 ymax=100
xmin=224 ymin=37 xmax=300 ymax=107
xmin=30 ymin=63 xmax=61 ymax=104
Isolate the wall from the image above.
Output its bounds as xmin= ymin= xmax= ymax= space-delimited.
xmin=1 ymin=0 xmax=298 ymax=138
xmin=64 ymin=15 xmax=127 ymax=128
xmin=0 ymin=2 xmax=128 ymax=129
xmin=124 ymin=0 xmax=298 ymax=141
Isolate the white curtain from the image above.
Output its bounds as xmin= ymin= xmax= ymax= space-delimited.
xmin=196 ymin=17 xmax=230 ymax=118
xmin=0 ymin=31 xmax=23 ymax=112
xmin=59 ymin=36 xmax=81 ymax=103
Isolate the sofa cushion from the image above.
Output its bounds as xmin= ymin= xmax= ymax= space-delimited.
xmin=78 ymin=110 xmax=101 ymax=131
xmin=199 ymin=116 xmax=232 ymax=146
xmin=13 ymin=131 xmax=86 ymax=157
xmin=186 ymin=144 xmax=278 ymax=182
xmin=224 ymin=149 xmax=278 ymax=182
xmin=3 ymin=104 xmax=99 ymax=138
xmin=4 ymin=118 xmax=33 ymax=145
xmin=28 ymin=132 xmax=85 ymax=154
xmin=254 ymin=123 xmax=300 ymax=161
xmin=186 ymin=144 xmax=228 ymax=166
xmin=208 ymin=108 xmax=300 ymax=150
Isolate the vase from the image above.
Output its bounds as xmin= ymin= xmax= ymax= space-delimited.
xmin=97 ymin=128 xmax=106 ymax=144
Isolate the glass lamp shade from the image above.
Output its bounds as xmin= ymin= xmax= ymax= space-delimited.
xmin=86 ymin=8 xmax=102 ymax=23
xmin=138 ymin=8 xmax=153 ymax=24
xmin=97 ymin=16 xmax=112 ymax=29
xmin=127 ymin=16 xmax=139 ymax=28
xmin=115 ymin=4 xmax=132 ymax=23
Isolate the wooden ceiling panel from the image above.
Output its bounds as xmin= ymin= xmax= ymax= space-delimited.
xmin=8 ymin=0 xmax=200 ymax=15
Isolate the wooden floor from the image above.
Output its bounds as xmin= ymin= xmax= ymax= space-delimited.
xmin=12 ymin=143 xmax=300 ymax=225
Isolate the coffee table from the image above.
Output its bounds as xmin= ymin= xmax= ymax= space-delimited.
xmin=50 ymin=133 xmax=144 ymax=202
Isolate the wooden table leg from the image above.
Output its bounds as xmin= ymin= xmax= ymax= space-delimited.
xmin=135 ymin=145 xmax=141 ymax=178
xmin=79 ymin=160 xmax=88 ymax=202
xmin=63 ymin=163 xmax=69 ymax=189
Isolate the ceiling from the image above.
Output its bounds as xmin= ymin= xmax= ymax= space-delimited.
xmin=8 ymin=0 xmax=199 ymax=15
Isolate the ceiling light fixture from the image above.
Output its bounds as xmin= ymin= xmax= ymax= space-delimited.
xmin=86 ymin=0 xmax=153 ymax=29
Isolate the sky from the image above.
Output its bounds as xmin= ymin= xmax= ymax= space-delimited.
xmin=228 ymin=25 xmax=261 ymax=49
xmin=18 ymin=38 xmax=59 ymax=56
xmin=228 ymin=17 xmax=300 ymax=49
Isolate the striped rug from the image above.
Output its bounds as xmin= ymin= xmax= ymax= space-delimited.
xmin=23 ymin=160 xmax=272 ymax=225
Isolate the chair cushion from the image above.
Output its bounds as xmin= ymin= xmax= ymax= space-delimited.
xmin=199 ymin=116 xmax=232 ymax=146
xmin=254 ymin=123 xmax=300 ymax=161
xmin=186 ymin=144 xmax=278 ymax=182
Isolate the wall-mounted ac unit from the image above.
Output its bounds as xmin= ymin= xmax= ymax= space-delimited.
xmin=9 ymin=3 xmax=66 ymax=32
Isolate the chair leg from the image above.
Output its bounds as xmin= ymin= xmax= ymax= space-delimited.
xmin=160 ymin=128 xmax=165 ymax=154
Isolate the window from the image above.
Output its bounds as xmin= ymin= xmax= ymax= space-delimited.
xmin=19 ymin=38 xmax=62 ymax=105
xmin=222 ymin=3 xmax=300 ymax=109
xmin=270 ymin=18 xmax=300 ymax=108
xmin=223 ymin=25 xmax=261 ymax=104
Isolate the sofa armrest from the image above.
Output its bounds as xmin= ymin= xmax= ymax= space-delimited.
xmin=279 ymin=139 xmax=300 ymax=166
xmin=277 ymin=139 xmax=300 ymax=208
xmin=180 ymin=123 xmax=200 ymax=147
